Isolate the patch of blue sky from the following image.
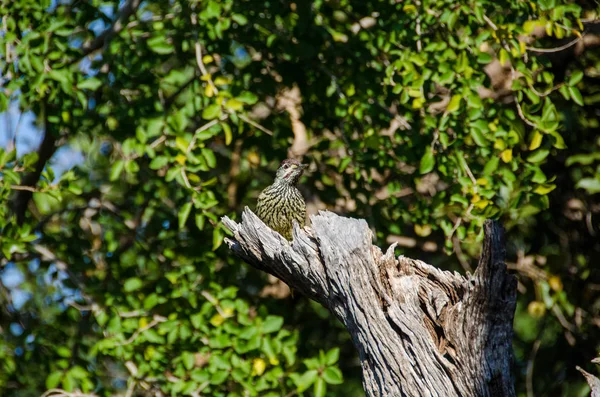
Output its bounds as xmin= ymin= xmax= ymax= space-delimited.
xmin=1 ymin=263 xmax=24 ymax=289
xmin=50 ymin=146 xmax=85 ymax=183
xmin=10 ymin=323 xmax=24 ymax=336
xmin=0 ymin=98 xmax=85 ymax=180
xmin=0 ymin=100 xmax=42 ymax=156
xmin=88 ymin=19 xmax=108 ymax=37
xmin=10 ymin=290 xmax=32 ymax=311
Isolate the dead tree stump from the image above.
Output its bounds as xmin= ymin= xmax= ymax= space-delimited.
xmin=222 ymin=209 xmax=517 ymax=397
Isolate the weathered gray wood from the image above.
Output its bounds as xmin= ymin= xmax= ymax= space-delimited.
xmin=222 ymin=209 xmax=517 ymax=397
xmin=577 ymin=364 xmax=600 ymax=397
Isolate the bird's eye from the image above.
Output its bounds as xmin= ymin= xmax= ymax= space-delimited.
xmin=283 ymin=164 xmax=289 ymax=169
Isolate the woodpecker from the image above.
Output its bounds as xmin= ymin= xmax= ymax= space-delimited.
xmin=256 ymin=159 xmax=308 ymax=240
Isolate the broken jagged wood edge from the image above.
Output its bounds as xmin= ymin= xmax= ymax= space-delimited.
xmin=577 ymin=361 xmax=600 ymax=397
xmin=222 ymin=208 xmax=517 ymax=397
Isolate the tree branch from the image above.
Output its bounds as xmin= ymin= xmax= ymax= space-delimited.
xmin=577 ymin=365 xmax=600 ymax=397
xmin=80 ymin=0 xmax=141 ymax=58
xmin=11 ymin=108 xmax=57 ymax=224
xmin=222 ymin=209 xmax=517 ymax=396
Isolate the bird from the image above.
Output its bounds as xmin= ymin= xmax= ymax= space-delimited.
xmin=256 ymin=159 xmax=308 ymax=241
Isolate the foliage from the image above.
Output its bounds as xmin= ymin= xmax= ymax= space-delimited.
xmin=0 ymin=0 xmax=599 ymax=396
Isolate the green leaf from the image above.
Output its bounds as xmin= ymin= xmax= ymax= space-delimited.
xmin=68 ymin=365 xmax=88 ymax=379
xmin=477 ymin=52 xmax=493 ymax=64
xmin=203 ymin=1 xmax=221 ymax=19
xmin=314 ymin=377 xmax=327 ymax=397
xmin=262 ymin=338 xmax=277 ymax=363
xmin=568 ymin=86 xmax=584 ymax=106
xmin=182 ymin=351 xmax=195 ymax=370
xmin=150 ymin=156 xmax=169 ymax=170
xmin=470 ymin=127 xmax=487 ymax=147
xmin=232 ymin=14 xmax=248 ymax=25
xmin=178 ymin=202 xmax=192 ymax=229
xmin=56 ymin=346 xmax=71 ymax=358
xmin=291 ymin=370 xmax=318 ymax=392
xmin=576 ymin=177 xmax=600 ymax=194
xmin=322 ymin=367 xmax=343 ymax=384
xmin=533 ymin=184 xmax=556 ymax=195
xmin=325 ymin=348 xmax=340 ymax=365
xmin=62 ymin=373 xmax=75 ymax=392
xmin=147 ymin=35 xmax=174 ymax=54
xmin=419 ymin=148 xmax=435 ymax=174
xmin=46 ymin=371 xmax=63 ymax=389
xmin=124 ymin=278 xmax=143 ymax=292
xmin=202 ymin=104 xmax=221 ymax=120
xmin=237 ymin=91 xmax=258 ymax=104
xmin=221 ymin=122 xmax=232 ymax=145
xmin=110 ymin=160 xmax=124 ymax=181
xmin=568 ymin=70 xmax=583 ymax=86
xmin=77 ymin=78 xmax=102 ymax=91
xmin=483 ymin=157 xmax=499 ymax=175
xmin=210 ymin=370 xmax=228 ymax=385
xmin=523 ymin=20 xmax=539 ymax=33
xmin=548 ymin=131 xmax=566 ymax=149
xmin=262 ymin=316 xmax=283 ymax=333
xmin=446 ymin=95 xmax=462 ymax=113
xmin=195 ymin=214 xmax=206 ymax=231
xmin=303 ymin=358 xmax=320 ymax=370
xmin=527 ymin=149 xmax=550 ymax=163
xmin=529 ymin=130 xmax=543 ymax=151
xmin=566 ymin=152 xmax=600 ymax=166
xmin=201 ymin=148 xmax=217 ymax=168
xmin=225 ymin=98 xmax=243 ymax=111
xmin=190 ymin=313 xmax=203 ymax=329
xmin=283 ymin=346 xmax=297 ymax=366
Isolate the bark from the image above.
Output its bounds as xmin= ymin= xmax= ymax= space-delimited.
xmin=577 ymin=362 xmax=600 ymax=397
xmin=11 ymin=125 xmax=57 ymax=225
xmin=222 ymin=209 xmax=517 ymax=397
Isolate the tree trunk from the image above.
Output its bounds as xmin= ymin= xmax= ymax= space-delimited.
xmin=222 ymin=209 xmax=517 ymax=397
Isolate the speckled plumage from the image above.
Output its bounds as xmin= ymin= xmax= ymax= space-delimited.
xmin=256 ymin=159 xmax=307 ymax=240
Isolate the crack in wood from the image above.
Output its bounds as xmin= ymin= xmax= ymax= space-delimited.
xmin=222 ymin=209 xmax=517 ymax=397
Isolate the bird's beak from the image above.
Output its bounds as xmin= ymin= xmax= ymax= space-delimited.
xmin=301 ymin=164 xmax=309 ymax=170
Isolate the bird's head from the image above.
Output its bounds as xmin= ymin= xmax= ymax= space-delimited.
xmin=274 ymin=159 xmax=308 ymax=185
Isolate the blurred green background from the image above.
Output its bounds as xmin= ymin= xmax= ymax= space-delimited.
xmin=1 ymin=0 xmax=599 ymax=396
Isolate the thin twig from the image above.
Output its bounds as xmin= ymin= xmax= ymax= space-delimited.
xmin=126 ymin=13 xmax=175 ymax=29
xmin=119 ymin=309 xmax=148 ymax=318
xmin=190 ymin=382 xmax=210 ymax=397
xmin=482 ymin=15 xmax=498 ymax=31
xmin=526 ymin=35 xmax=583 ymax=53
xmin=238 ymin=114 xmax=274 ymax=136
xmin=10 ymin=185 xmax=38 ymax=192
xmin=68 ymin=301 xmax=100 ymax=312
xmin=452 ymin=236 xmax=472 ymax=273
xmin=131 ymin=135 xmax=166 ymax=160
xmin=195 ymin=41 xmax=218 ymax=95
xmin=462 ymin=161 xmax=478 ymax=186
xmin=187 ymin=117 xmax=226 ymax=153
xmin=526 ymin=335 xmax=542 ymax=397
xmin=415 ymin=1 xmax=422 ymax=52
xmin=514 ymin=95 xmax=538 ymax=128
xmin=181 ymin=168 xmax=191 ymax=189
xmin=528 ymin=82 xmax=564 ymax=98
xmin=125 ymin=379 xmax=136 ymax=397
xmin=201 ymin=291 xmax=232 ymax=318
xmin=81 ymin=0 xmax=141 ymax=57
xmin=40 ymin=389 xmax=98 ymax=397
xmin=115 ymin=315 xmax=167 ymax=346
xmin=551 ymin=304 xmax=576 ymax=332
xmin=481 ymin=14 xmax=513 ymax=52
xmin=150 ymin=135 xmax=166 ymax=149
xmin=449 ymin=204 xmax=474 ymax=240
